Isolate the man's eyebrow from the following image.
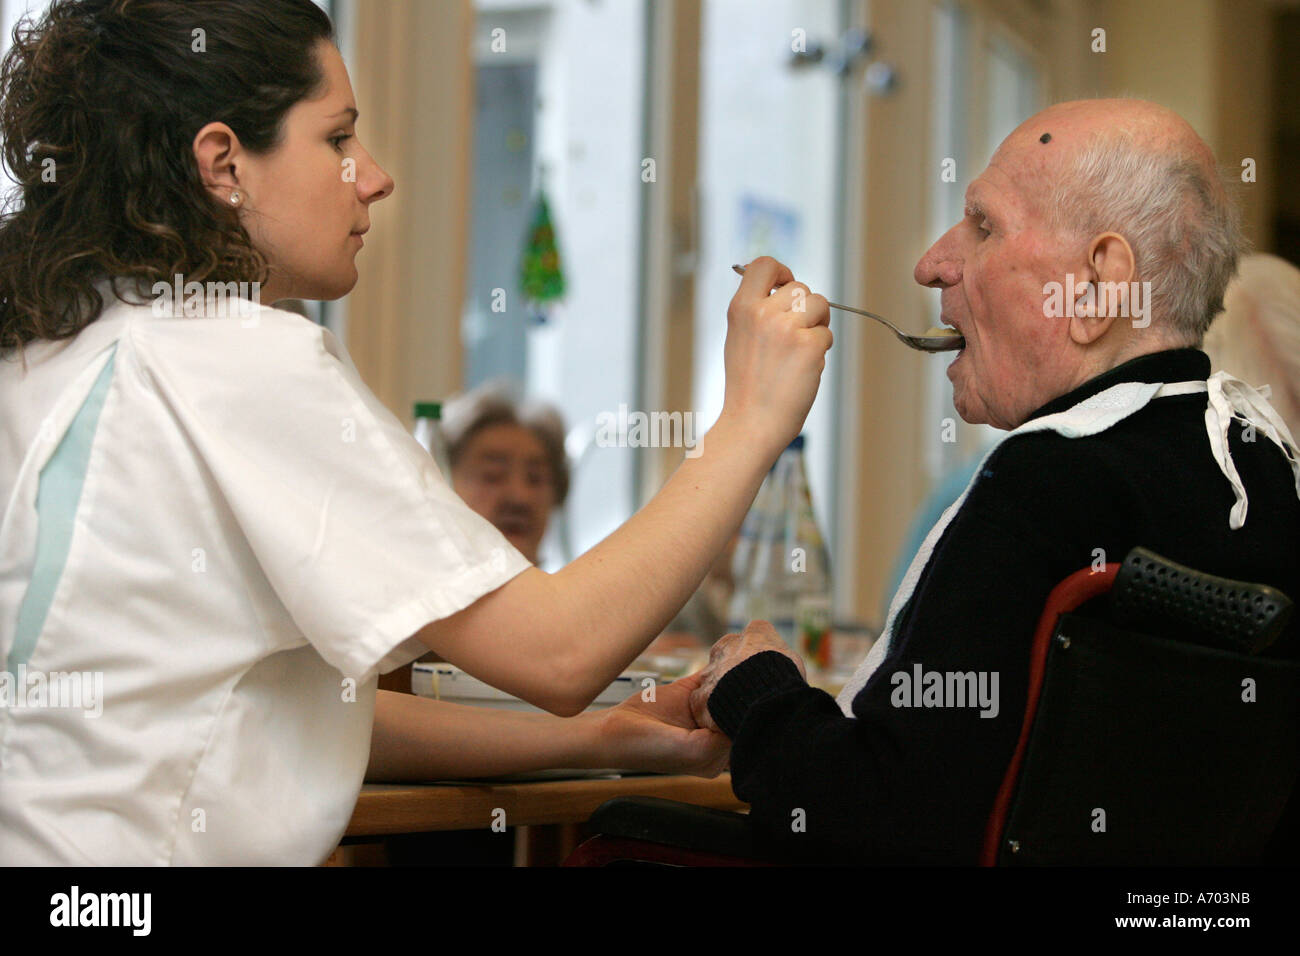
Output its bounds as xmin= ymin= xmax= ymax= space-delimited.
xmin=964 ymin=197 xmax=988 ymax=219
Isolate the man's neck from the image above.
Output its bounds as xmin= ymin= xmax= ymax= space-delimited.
xmin=1063 ymin=325 xmax=1193 ymax=397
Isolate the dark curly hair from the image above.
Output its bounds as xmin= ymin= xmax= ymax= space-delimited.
xmin=0 ymin=0 xmax=334 ymax=355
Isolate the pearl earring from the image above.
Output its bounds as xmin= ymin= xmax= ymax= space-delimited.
xmin=230 ymin=191 xmax=241 ymax=205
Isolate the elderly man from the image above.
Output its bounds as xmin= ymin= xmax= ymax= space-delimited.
xmin=686 ymin=99 xmax=1300 ymax=863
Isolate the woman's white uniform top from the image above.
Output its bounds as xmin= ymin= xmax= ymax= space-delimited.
xmin=0 ymin=289 xmax=531 ymax=864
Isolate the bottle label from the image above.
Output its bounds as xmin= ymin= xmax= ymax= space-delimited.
xmin=796 ymin=595 xmax=832 ymax=669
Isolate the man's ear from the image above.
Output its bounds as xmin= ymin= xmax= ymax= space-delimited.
xmin=1069 ymin=232 xmax=1136 ymax=346
xmin=192 ymin=121 xmax=243 ymax=205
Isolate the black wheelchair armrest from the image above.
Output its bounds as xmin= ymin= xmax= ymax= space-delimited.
xmin=586 ymin=796 xmax=765 ymax=860
xmin=1110 ymin=546 xmax=1294 ymax=654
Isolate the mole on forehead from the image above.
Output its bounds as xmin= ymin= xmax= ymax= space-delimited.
xmin=1039 ymin=132 xmax=1052 ymax=144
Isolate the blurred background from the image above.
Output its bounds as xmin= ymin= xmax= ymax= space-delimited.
xmin=5 ymin=0 xmax=1296 ymax=636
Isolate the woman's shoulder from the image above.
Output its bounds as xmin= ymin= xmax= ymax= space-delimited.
xmin=113 ymin=281 xmax=339 ymax=364
xmin=105 ymin=292 xmax=362 ymax=421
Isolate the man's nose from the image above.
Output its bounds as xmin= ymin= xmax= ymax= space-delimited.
xmin=914 ymin=226 xmax=963 ymax=288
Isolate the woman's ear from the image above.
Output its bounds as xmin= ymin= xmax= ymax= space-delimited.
xmin=192 ymin=121 xmax=243 ymax=205
xmin=1068 ymin=232 xmax=1137 ymax=345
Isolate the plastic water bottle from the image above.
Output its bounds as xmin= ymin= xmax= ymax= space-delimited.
xmin=728 ymin=435 xmax=833 ymax=669
xmin=727 ymin=458 xmax=778 ymax=630
xmin=412 ymin=401 xmax=452 ymax=477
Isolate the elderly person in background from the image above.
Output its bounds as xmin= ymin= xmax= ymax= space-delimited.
xmin=1204 ymin=252 xmax=1300 ymax=441
xmin=684 ymin=98 xmax=1300 ymax=863
xmin=440 ymin=382 xmax=569 ymax=566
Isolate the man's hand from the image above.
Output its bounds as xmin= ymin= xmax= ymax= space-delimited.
xmin=689 ymin=621 xmax=807 ymax=733
xmin=596 ymin=671 xmax=730 ymax=777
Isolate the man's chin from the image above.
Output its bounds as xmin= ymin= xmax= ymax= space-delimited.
xmin=950 ymin=387 xmax=987 ymax=426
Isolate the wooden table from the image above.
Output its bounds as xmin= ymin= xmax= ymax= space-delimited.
xmin=346 ymin=773 xmax=743 ymax=835
xmin=330 ymin=773 xmax=745 ymax=865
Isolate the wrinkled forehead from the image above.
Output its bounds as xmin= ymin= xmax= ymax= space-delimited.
xmin=970 ymin=114 xmax=1082 ymax=218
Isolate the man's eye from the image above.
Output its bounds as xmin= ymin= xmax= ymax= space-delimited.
xmin=976 ymin=219 xmax=991 ymax=236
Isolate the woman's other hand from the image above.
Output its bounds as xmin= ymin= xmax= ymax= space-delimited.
xmin=594 ymin=671 xmax=730 ymax=777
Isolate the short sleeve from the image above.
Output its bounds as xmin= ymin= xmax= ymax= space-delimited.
xmin=124 ymin=305 xmax=533 ymax=682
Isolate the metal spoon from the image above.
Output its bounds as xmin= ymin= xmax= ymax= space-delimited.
xmin=731 ymin=264 xmax=965 ymax=353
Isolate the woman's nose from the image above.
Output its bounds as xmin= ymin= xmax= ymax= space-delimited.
xmin=360 ymin=154 xmax=395 ymax=203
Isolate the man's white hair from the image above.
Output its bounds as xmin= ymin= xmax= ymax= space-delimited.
xmin=1047 ymin=127 xmax=1246 ymax=343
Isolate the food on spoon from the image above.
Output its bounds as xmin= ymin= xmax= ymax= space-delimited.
xmin=922 ymin=327 xmax=962 ymax=338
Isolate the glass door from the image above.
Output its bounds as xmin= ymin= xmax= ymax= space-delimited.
xmin=463 ymin=0 xmax=648 ymax=568
xmin=694 ymin=0 xmax=852 ymax=584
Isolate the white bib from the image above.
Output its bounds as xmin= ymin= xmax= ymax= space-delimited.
xmin=836 ymin=371 xmax=1300 ymax=714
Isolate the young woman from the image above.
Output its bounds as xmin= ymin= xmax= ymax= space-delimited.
xmin=0 ymin=0 xmax=831 ymax=864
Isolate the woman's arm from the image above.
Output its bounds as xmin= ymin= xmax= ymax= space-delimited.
xmin=367 ymin=676 xmax=727 ymax=781
xmin=418 ymin=416 xmax=771 ymax=714
xmin=417 ymin=258 xmax=832 ymax=715
xmin=367 ymin=689 xmax=606 ymax=780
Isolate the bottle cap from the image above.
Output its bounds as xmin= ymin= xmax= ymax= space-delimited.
xmin=413 ymin=401 xmax=443 ymax=420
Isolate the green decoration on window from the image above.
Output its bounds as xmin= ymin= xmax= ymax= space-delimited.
xmin=520 ymin=189 xmax=566 ymax=322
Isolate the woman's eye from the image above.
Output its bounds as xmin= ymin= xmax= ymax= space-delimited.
xmin=329 ymin=134 xmax=353 ymax=151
